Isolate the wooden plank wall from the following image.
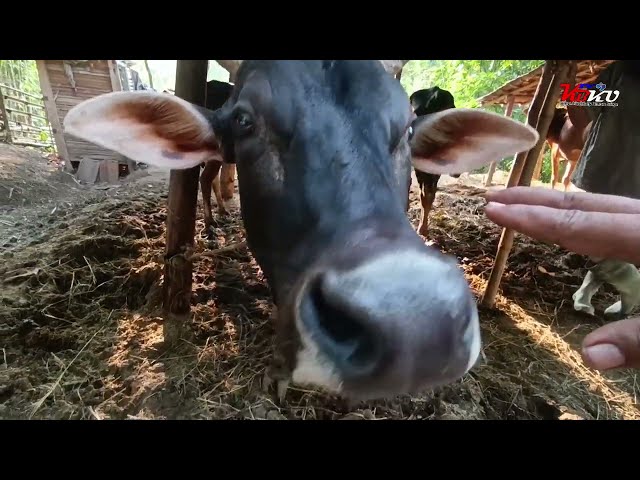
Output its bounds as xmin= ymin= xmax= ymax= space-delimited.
xmin=37 ymin=60 xmax=121 ymax=183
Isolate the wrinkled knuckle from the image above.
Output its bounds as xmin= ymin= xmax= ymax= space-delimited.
xmin=559 ymin=208 xmax=581 ymax=237
xmin=561 ymin=191 xmax=580 ymax=211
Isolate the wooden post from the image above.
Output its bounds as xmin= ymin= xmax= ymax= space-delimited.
xmin=504 ymin=62 xmax=555 ymax=189
xmin=0 ymin=87 xmax=12 ymax=143
xmin=531 ymin=145 xmax=546 ymax=182
xmin=35 ymin=61 xmax=72 ymax=171
xmin=481 ymin=60 xmax=572 ymax=308
xmin=519 ymin=62 xmax=572 ymax=187
xmin=163 ymin=60 xmax=209 ymax=345
xmin=484 ymin=96 xmax=515 ymax=186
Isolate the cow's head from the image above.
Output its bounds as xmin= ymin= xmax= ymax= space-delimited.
xmin=64 ymin=60 xmax=538 ymax=400
xmin=410 ymin=86 xmax=456 ymax=116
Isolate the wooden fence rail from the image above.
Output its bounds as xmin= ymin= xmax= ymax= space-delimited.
xmin=0 ymin=82 xmax=56 ymax=149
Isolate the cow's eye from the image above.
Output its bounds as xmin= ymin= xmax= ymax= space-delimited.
xmin=233 ymin=110 xmax=254 ymax=136
xmin=237 ymin=112 xmax=252 ymax=127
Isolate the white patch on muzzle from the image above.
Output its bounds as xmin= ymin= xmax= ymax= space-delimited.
xmin=291 ymin=331 xmax=344 ymax=394
xmin=326 ymin=250 xmax=468 ymax=319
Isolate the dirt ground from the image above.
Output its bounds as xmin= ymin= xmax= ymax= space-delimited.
xmin=1 ymin=143 xmax=638 ymax=420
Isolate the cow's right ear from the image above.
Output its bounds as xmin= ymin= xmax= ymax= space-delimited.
xmin=410 ymin=108 xmax=539 ymax=175
xmin=63 ymin=91 xmax=220 ymax=170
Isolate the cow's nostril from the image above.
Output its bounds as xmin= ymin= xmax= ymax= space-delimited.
xmin=304 ymin=276 xmax=382 ymax=377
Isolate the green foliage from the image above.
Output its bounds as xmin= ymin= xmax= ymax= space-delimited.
xmin=400 ymin=60 xmax=543 ymax=109
xmin=0 ymin=60 xmax=41 ymax=94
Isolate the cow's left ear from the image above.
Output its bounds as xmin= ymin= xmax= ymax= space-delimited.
xmin=64 ymin=91 xmax=221 ymax=170
xmin=410 ymin=109 xmax=539 ymax=175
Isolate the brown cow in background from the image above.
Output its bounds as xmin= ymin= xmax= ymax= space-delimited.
xmin=546 ymin=104 xmax=593 ymax=190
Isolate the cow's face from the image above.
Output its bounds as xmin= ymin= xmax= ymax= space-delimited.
xmin=64 ymin=60 xmax=538 ymax=400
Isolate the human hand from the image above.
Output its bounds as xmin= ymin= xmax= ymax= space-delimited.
xmin=483 ymin=186 xmax=640 ymax=265
xmin=582 ymin=317 xmax=640 ymax=370
xmin=483 ymin=186 xmax=640 ymax=371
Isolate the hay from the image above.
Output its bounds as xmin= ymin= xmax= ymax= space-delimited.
xmin=0 ymin=170 xmax=638 ymax=419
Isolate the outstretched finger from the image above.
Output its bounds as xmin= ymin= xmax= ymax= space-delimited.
xmin=485 ymin=187 xmax=640 ymax=215
xmin=484 ymin=202 xmax=640 ymax=265
xmin=582 ymin=317 xmax=640 ymax=370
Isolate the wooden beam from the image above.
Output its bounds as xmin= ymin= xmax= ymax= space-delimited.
xmin=481 ymin=60 xmax=572 ymax=308
xmin=0 ymin=88 xmax=12 ymax=143
xmin=0 ymin=83 xmax=43 ymax=100
xmin=162 ymin=60 xmax=208 ymax=345
xmin=484 ymin=95 xmax=515 ymax=186
xmin=481 ymin=96 xmax=535 ymax=108
xmin=215 ymin=60 xmax=412 ymax=83
xmin=531 ymin=146 xmax=546 ymax=181
xmin=107 ymin=60 xmax=123 ymax=92
xmin=35 ymin=60 xmax=72 ymax=172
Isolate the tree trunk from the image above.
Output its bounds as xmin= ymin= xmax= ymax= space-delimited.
xmin=163 ymin=60 xmax=208 ymax=346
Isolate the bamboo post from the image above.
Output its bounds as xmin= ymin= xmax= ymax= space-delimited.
xmin=0 ymin=87 xmax=12 ymax=143
xmin=484 ymin=95 xmax=515 ymax=186
xmin=481 ymin=60 xmax=573 ymax=308
xmin=531 ymin=146 xmax=546 ymax=181
xmin=531 ymin=62 xmax=578 ymax=184
xmin=162 ymin=60 xmax=209 ymax=345
xmin=504 ymin=62 xmax=555 ymax=189
xmin=518 ymin=64 xmax=572 ymax=185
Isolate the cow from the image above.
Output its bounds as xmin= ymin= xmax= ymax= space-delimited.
xmin=409 ymin=86 xmax=460 ymax=237
xmin=164 ymin=80 xmax=237 ymax=230
xmin=63 ymin=60 xmax=538 ymax=401
xmin=199 ymin=79 xmax=236 ymax=228
xmin=546 ymin=105 xmax=592 ymax=191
